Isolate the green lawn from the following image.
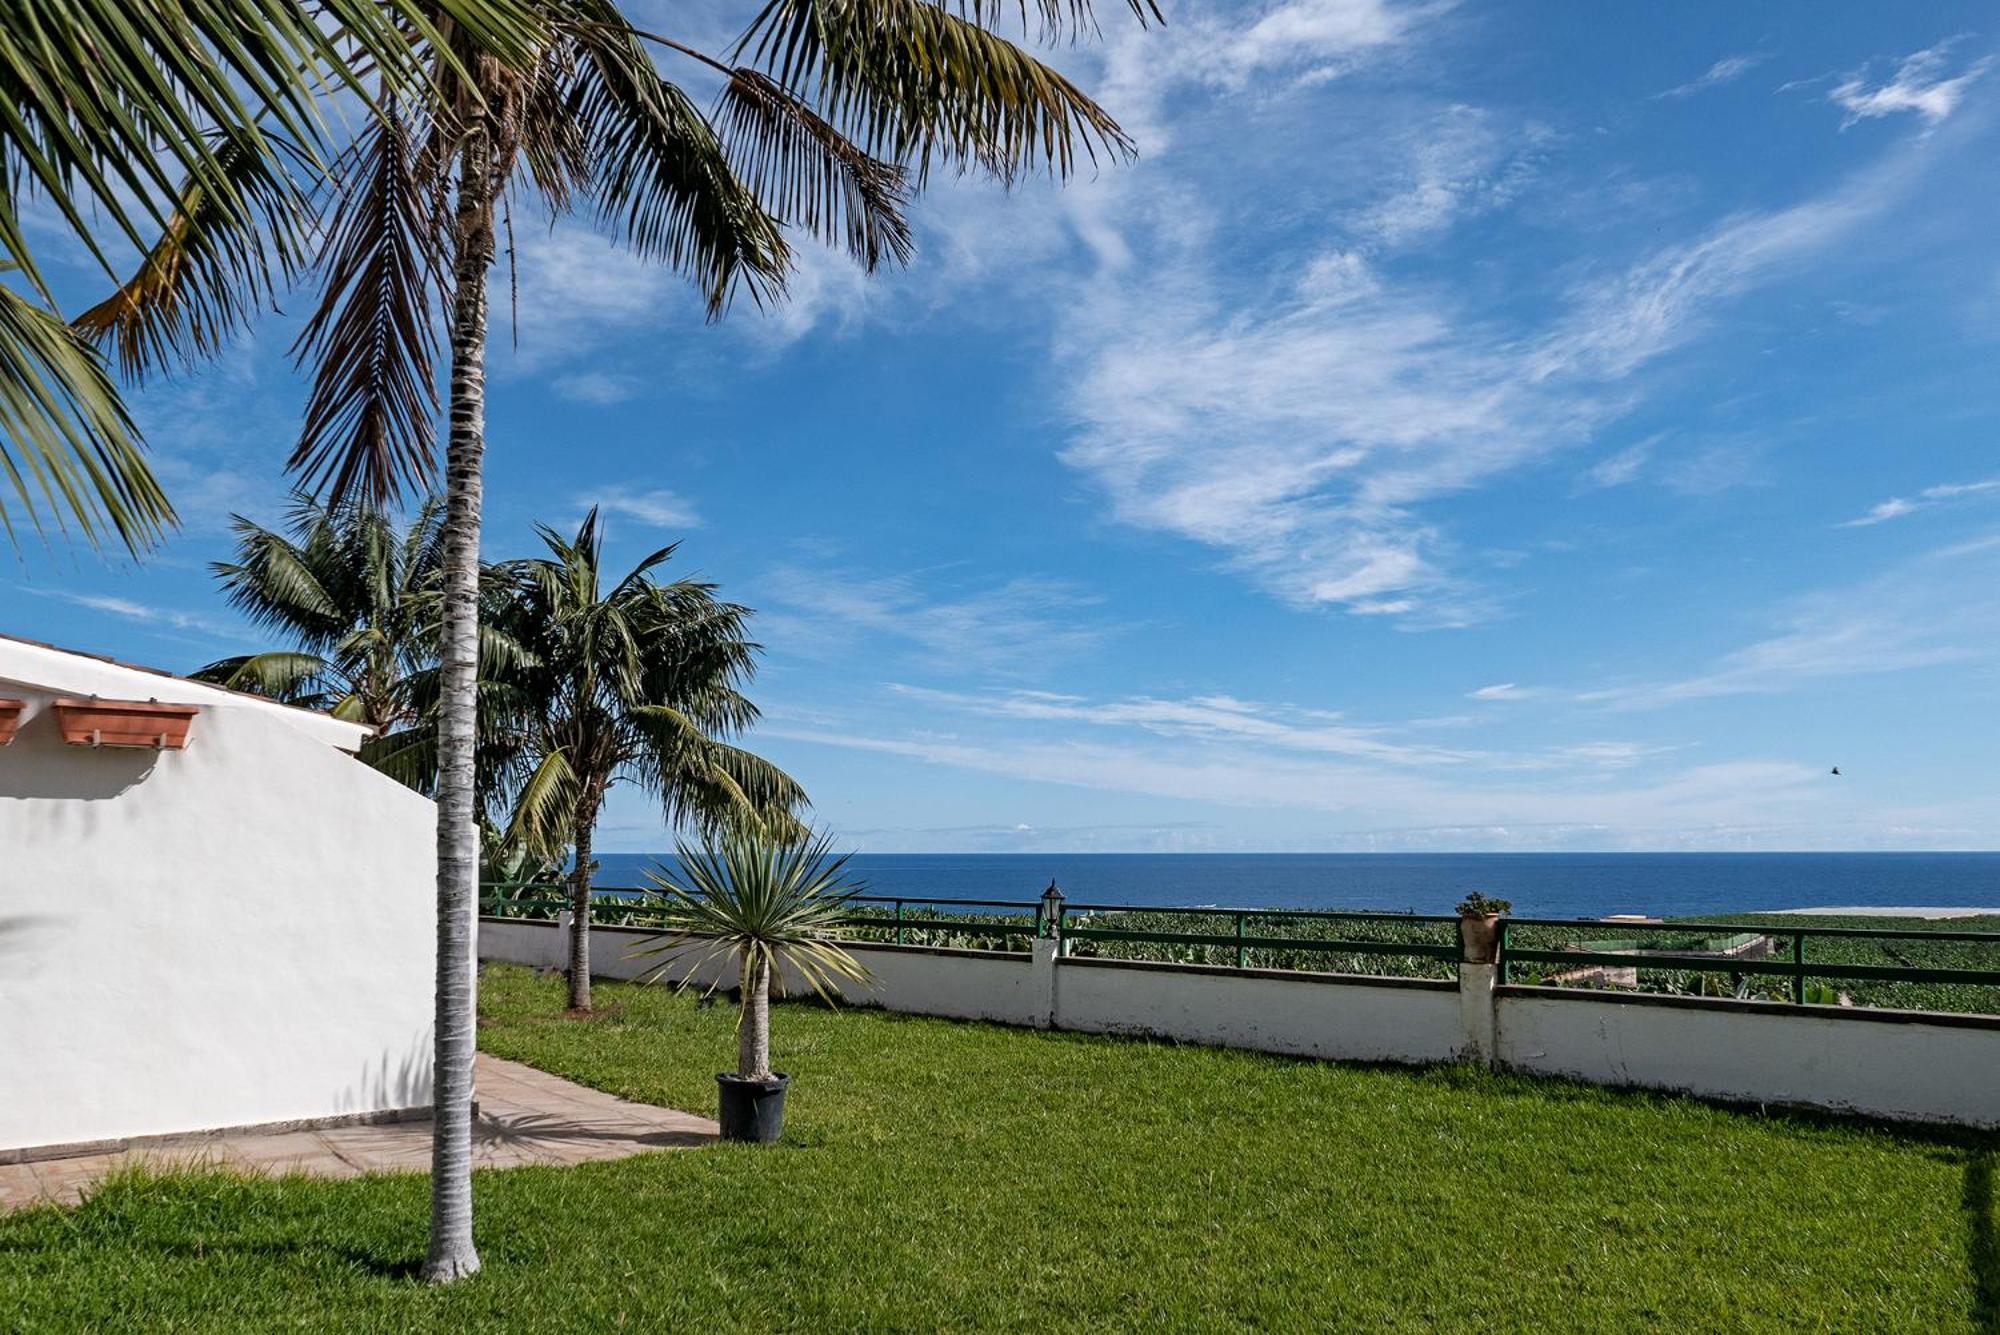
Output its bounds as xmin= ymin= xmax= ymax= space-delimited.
xmin=3 ymin=965 xmax=1995 ymax=1331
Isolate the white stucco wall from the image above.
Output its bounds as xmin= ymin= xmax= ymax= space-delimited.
xmin=1495 ymin=988 xmax=2000 ymax=1127
xmin=1053 ymin=958 xmax=1466 ymax=1063
xmin=480 ymin=918 xmax=1047 ymax=1025
xmin=0 ymin=687 xmax=435 ymax=1152
xmin=479 ymin=922 xmax=2000 ymax=1126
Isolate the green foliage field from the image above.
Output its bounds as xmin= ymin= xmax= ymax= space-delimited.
xmin=2 ymin=966 xmax=1994 ymax=1331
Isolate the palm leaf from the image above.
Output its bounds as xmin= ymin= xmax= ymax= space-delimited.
xmin=566 ymin=11 xmax=792 ymax=315
xmin=0 ymin=285 xmax=172 ymax=550
xmin=73 ymin=128 xmax=309 ymax=381
xmin=714 ymin=67 xmax=912 ymax=269
xmin=288 ymin=111 xmax=449 ymax=506
xmin=733 ymin=0 xmax=1141 ymax=183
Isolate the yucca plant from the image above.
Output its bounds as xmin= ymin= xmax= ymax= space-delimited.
xmin=636 ymin=829 xmax=870 ymax=1142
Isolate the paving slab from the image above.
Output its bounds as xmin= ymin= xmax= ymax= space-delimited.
xmin=0 ymin=1054 xmax=715 ymax=1210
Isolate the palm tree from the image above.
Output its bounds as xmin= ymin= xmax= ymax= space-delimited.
xmin=191 ymin=492 xmax=460 ymax=788
xmin=636 ymin=828 xmax=869 ymax=1141
xmin=486 ymin=507 xmax=805 ymax=1012
xmin=4 ymin=0 xmax=543 ymax=551
xmin=109 ymin=0 xmax=1153 ymax=1285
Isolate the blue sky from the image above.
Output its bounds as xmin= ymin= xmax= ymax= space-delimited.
xmin=13 ymin=1 xmax=2000 ymax=852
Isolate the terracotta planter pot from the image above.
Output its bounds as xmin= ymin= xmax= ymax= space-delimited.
xmin=52 ymin=697 xmax=199 ymax=750
xmin=0 ymin=698 xmax=23 ymax=746
xmin=1459 ymin=912 xmax=1502 ymax=965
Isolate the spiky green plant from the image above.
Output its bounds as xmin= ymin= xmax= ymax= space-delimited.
xmin=636 ymin=831 xmax=871 ymax=1081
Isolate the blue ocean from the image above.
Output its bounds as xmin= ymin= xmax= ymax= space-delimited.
xmin=591 ymin=851 xmax=2000 ymax=919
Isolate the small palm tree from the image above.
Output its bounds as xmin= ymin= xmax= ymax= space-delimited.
xmin=191 ymin=492 xmax=458 ymax=789
xmin=637 ymin=830 xmax=870 ymax=1140
xmin=485 ymin=507 xmax=805 ymax=1011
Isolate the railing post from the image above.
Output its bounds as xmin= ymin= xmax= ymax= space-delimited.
xmin=1031 ymin=879 xmax=1065 ymax=1029
xmin=1457 ymin=912 xmax=1501 ymax=1068
xmin=1040 ymin=879 xmax=1067 ymax=958
xmin=895 ymin=899 xmax=906 ymax=946
xmin=1791 ymin=931 xmax=1806 ymax=1004
xmin=1235 ymin=912 xmax=1247 ymax=969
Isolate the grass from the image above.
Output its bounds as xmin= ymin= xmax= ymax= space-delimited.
xmin=2 ymin=965 xmax=1996 ymax=1331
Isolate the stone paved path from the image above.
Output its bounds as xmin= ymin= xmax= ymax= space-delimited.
xmin=0 ymin=1054 xmax=715 ymax=1211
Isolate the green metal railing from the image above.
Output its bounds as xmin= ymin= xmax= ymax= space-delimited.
xmin=478 ymin=884 xmax=2000 ymax=1011
xmin=482 ymin=884 xmax=1463 ymax=974
xmin=1056 ymin=902 xmax=1461 ymax=971
xmin=1497 ymin=916 xmax=2000 ymax=1003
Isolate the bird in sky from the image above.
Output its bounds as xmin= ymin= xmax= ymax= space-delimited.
xmin=1830 ymin=767 xmax=1842 ymax=776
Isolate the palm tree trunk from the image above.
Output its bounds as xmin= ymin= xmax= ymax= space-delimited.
xmin=421 ymin=117 xmax=496 ymax=1288
xmin=566 ymin=798 xmax=597 ymax=1011
xmin=739 ymin=950 xmax=771 ymax=1080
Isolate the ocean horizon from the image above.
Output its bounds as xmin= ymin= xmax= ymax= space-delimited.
xmin=589 ymin=851 xmax=2000 ymax=919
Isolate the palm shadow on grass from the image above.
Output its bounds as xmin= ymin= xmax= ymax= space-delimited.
xmin=1968 ymin=1149 xmax=2000 ymax=1335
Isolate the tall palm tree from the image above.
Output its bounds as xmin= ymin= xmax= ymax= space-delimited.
xmin=105 ymin=0 xmax=1154 ymax=1285
xmin=4 ymin=0 xmax=544 ymax=551
xmin=486 ymin=507 xmax=804 ymax=1012
xmin=191 ymin=492 xmax=454 ymax=789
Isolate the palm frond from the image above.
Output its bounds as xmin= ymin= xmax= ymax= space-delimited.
xmin=189 ymin=649 xmax=330 ymax=704
xmin=72 ymin=128 xmax=309 ymax=381
xmin=733 ymin=0 xmax=1140 ymax=183
xmin=0 ymin=285 xmax=173 ymax=550
xmin=714 ymin=68 xmax=912 ymax=270
xmin=289 ymin=110 xmax=448 ymax=506
xmin=565 ymin=11 xmax=792 ymax=315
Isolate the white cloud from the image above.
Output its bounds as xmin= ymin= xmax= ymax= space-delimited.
xmin=1579 ymin=438 xmax=1657 ymax=489
xmin=1039 ymin=3 xmax=1960 ymax=624
xmin=1582 ymin=536 xmax=2000 ymax=708
xmin=1828 ymin=40 xmax=1990 ymax=128
xmin=552 ymin=371 xmax=640 ymax=405
xmin=763 ymin=716 xmax=1876 ymax=848
xmin=1466 ymin=682 xmax=1530 ymax=701
xmin=887 ymin=683 xmax=1490 ymax=766
xmin=18 ymin=588 xmax=238 ymax=638
xmin=1345 ymin=105 xmax=1544 ymax=247
xmin=757 ymin=568 xmax=1109 ymax=672
xmin=1656 ymin=53 xmax=1766 ymax=100
xmin=1841 ymin=477 xmax=2000 ymax=527
xmin=578 ymin=488 xmax=703 ymax=529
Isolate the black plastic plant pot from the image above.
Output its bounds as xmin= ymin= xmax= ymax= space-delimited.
xmin=715 ymin=1073 xmax=790 ymax=1143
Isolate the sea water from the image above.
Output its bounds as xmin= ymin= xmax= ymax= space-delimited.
xmin=589 ymin=851 xmax=2000 ymax=919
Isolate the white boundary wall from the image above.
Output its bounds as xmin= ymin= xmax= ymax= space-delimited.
xmin=1495 ymin=988 xmax=2000 ymax=1125
xmin=0 ymin=688 xmax=436 ymax=1155
xmin=1054 ymin=958 xmax=1462 ymax=1064
xmin=483 ymin=918 xmax=2000 ymax=1127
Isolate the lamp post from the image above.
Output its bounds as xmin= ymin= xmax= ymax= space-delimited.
xmin=1039 ymin=878 xmax=1065 ymax=949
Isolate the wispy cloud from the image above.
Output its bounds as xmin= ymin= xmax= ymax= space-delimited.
xmin=887 ymin=683 xmax=1489 ymax=766
xmin=1828 ymin=39 xmax=1991 ymax=128
xmin=551 ymin=371 xmax=640 ymax=405
xmin=757 ymin=568 xmax=1109 ymax=673
xmin=1345 ymin=105 xmax=1546 ymax=247
xmin=1841 ymin=477 xmax=2000 ymax=527
xmin=1582 ymin=536 xmax=2000 ymax=707
xmin=1655 ymin=52 xmax=1766 ymax=101
xmin=1577 ymin=437 xmax=1658 ymax=489
xmin=1033 ymin=4 xmax=1969 ymax=625
xmin=764 ymin=717 xmax=1861 ymax=848
xmin=1466 ymin=682 xmax=1531 ymax=701
xmin=575 ymin=487 xmax=703 ymax=530
xmin=18 ymin=588 xmax=238 ymax=638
